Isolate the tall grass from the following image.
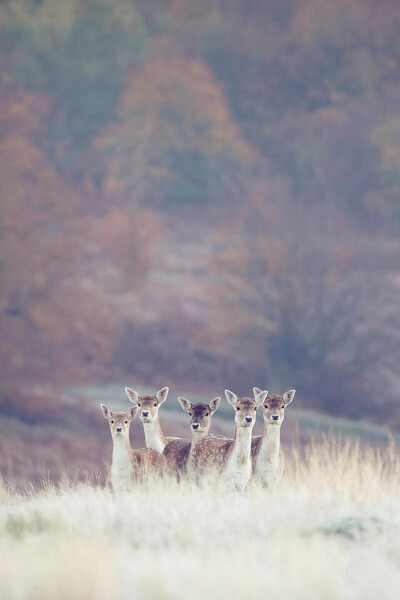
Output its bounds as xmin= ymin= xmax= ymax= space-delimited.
xmin=1 ymin=438 xmax=400 ymax=600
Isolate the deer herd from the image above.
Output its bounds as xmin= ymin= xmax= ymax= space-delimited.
xmin=101 ymin=386 xmax=295 ymax=493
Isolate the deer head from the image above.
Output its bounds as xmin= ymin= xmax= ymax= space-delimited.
xmin=125 ymin=386 xmax=169 ymax=423
xmin=101 ymin=404 xmax=137 ymax=439
xmin=225 ymin=389 xmax=265 ymax=428
xmin=253 ymin=387 xmax=295 ymax=425
xmin=178 ymin=397 xmax=221 ymax=433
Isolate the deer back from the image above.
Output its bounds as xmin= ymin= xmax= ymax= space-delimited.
xmin=162 ymin=438 xmax=192 ymax=474
xmin=191 ymin=435 xmax=234 ymax=473
xmin=131 ymin=448 xmax=169 ymax=478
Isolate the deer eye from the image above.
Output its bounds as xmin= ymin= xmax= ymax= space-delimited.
xmin=205 ymin=412 xmax=209 ymax=417
xmin=236 ymin=406 xmax=240 ymax=411
xmin=137 ymin=403 xmax=141 ymax=407
xmin=264 ymin=405 xmax=268 ymax=409
xmin=111 ymin=420 xmax=114 ymax=424
xmin=281 ymin=405 xmax=285 ymax=409
xmin=153 ymin=402 xmax=157 ymax=407
xmin=125 ymin=420 xmax=128 ymax=424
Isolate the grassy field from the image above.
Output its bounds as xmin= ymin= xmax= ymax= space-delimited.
xmin=1 ymin=438 xmax=400 ymax=600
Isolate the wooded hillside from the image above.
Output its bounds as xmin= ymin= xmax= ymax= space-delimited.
xmin=1 ymin=0 xmax=399 ymax=428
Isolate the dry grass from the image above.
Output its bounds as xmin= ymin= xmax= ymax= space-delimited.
xmin=1 ymin=439 xmax=400 ymax=600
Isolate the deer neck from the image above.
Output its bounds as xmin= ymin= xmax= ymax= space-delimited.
xmin=189 ymin=426 xmax=210 ymax=459
xmin=258 ymin=423 xmax=281 ymax=464
xmin=111 ymin=434 xmax=132 ymax=478
xmin=230 ymin=424 xmax=253 ymax=466
xmin=191 ymin=425 xmax=209 ymax=445
xmin=143 ymin=417 xmax=167 ymax=453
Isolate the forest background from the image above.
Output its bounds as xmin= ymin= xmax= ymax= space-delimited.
xmin=1 ymin=0 xmax=399 ymax=485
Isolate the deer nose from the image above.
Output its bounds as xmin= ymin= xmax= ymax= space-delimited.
xmin=192 ymin=423 xmax=199 ymax=429
xmin=115 ymin=427 xmax=122 ymax=432
xmin=142 ymin=411 xmax=149 ymax=417
xmin=272 ymin=415 xmax=279 ymax=421
xmin=245 ymin=416 xmax=253 ymax=423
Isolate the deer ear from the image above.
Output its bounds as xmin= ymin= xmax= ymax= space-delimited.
xmin=255 ymin=390 xmax=268 ymax=406
xmin=283 ymin=389 xmax=296 ymax=405
xmin=101 ymin=404 xmax=112 ymax=419
xmin=125 ymin=387 xmax=139 ymax=405
xmin=126 ymin=406 xmax=138 ymax=420
xmin=209 ymin=397 xmax=221 ymax=413
xmin=178 ymin=397 xmax=192 ymax=413
xmin=225 ymin=390 xmax=238 ymax=408
xmin=156 ymin=387 xmax=169 ymax=404
xmin=253 ymin=387 xmax=263 ymax=397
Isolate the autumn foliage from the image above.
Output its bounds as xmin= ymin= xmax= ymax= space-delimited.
xmin=0 ymin=0 xmax=399 ymax=433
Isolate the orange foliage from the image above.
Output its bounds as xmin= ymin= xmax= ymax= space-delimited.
xmin=92 ymin=58 xmax=254 ymax=205
xmin=0 ymin=79 xmax=116 ymax=384
xmin=93 ymin=207 xmax=161 ymax=285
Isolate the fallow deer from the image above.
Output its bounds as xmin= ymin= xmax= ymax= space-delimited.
xmin=162 ymin=397 xmax=221 ymax=474
xmin=251 ymin=388 xmax=295 ymax=487
xmin=124 ymin=386 xmax=197 ymax=475
xmin=124 ymin=386 xmax=176 ymax=453
xmin=101 ymin=404 xmax=166 ymax=494
xmin=191 ymin=390 xmax=265 ymax=492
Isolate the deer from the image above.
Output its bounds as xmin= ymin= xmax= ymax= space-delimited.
xmin=251 ymin=388 xmax=296 ymax=487
xmin=101 ymin=404 xmax=167 ymax=494
xmin=124 ymin=386 xmax=176 ymax=453
xmin=191 ymin=390 xmax=265 ymax=492
xmin=124 ymin=385 xmax=199 ymax=475
xmin=162 ymin=397 xmax=221 ymax=475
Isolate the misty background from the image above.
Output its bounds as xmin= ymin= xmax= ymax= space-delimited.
xmin=1 ymin=0 xmax=399 ymax=484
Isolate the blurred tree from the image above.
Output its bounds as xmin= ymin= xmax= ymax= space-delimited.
xmin=0 ymin=0 xmax=145 ymax=175
xmin=276 ymin=107 xmax=378 ymax=218
xmin=200 ymin=0 xmax=400 ymax=228
xmin=132 ymin=0 xmax=173 ymax=35
xmin=205 ymin=197 xmax=400 ymax=419
xmin=0 ymin=0 xmax=399 ymax=428
xmin=368 ymin=118 xmax=400 ymax=227
xmin=0 ymin=80 xmax=116 ymax=383
xmin=92 ymin=206 xmax=161 ymax=289
xmin=92 ymin=58 xmax=254 ymax=206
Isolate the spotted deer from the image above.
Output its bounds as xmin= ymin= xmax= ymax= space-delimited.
xmin=162 ymin=397 xmax=221 ymax=474
xmin=192 ymin=390 xmax=265 ymax=491
xmin=124 ymin=386 xmax=195 ymax=475
xmin=101 ymin=404 xmax=167 ymax=494
xmin=124 ymin=386 xmax=176 ymax=453
xmin=251 ymin=388 xmax=295 ymax=487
